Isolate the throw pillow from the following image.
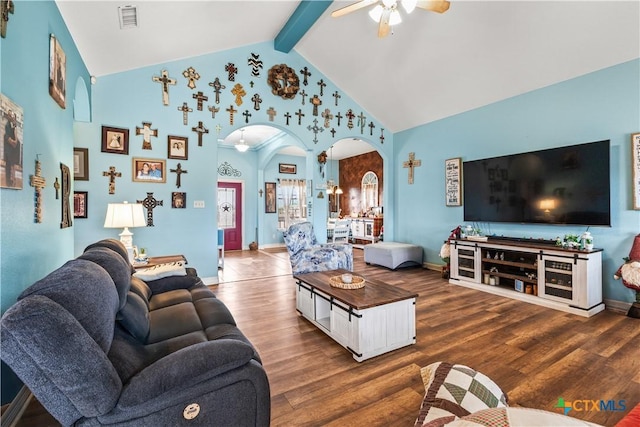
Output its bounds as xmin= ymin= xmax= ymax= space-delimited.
xmin=133 ymin=261 xmax=187 ymax=282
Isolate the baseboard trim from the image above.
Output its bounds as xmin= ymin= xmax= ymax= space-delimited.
xmin=424 ymin=262 xmax=444 ymax=271
xmin=604 ymin=298 xmax=631 ymax=315
xmin=1 ymin=385 xmax=33 ymax=427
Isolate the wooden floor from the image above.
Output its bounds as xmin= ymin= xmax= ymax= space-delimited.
xmin=7 ymin=247 xmax=640 ymax=426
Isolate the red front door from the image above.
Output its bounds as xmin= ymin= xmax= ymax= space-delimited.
xmin=217 ymin=182 xmax=242 ymax=251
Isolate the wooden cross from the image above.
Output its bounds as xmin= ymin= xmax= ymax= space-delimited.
xmin=333 ymin=91 xmax=341 ymax=106
xmin=311 ymin=95 xmax=322 ymax=116
xmin=137 ymin=192 xmax=163 ymax=227
xmin=243 ymin=110 xmax=252 ymax=124
xmin=357 ymin=112 xmax=367 ymax=134
xmin=192 ymin=121 xmax=209 ymax=146
xmin=380 ymin=128 xmax=385 ymax=144
xmin=251 ymin=93 xmax=262 ymax=110
xmin=368 ymin=121 xmax=376 ymax=136
xmin=30 ymin=159 xmax=46 ymax=223
xmin=231 ymin=83 xmax=246 ymax=106
xmin=267 ymin=107 xmax=277 ymax=122
xmin=225 ymin=63 xmax=238 ymax=81
xmin=335 ymin=112 xmax=343 ymax=126
xmin=317 ymin=79 xmax=326 ymax=96
xmin=209 ymin=77 xmax=226 ymax=104
xmin=192 ymin=91 xmax=208 ymax=111
xmin=226 ymin=105 xmax=238 ymax=125
xmin=102 ymin=166 xmax=121 ymax=195
xmin=295 ymin=109 xmax=305 ymax=125
xmin=208 ymin=105 xmax=220 ymax=119
xmin=307 ymin=119 xmax=324 ymax=144
xmin=300 ymin=66 xmax=311 ymax=86
xmin=136 ymin=121 xmax=158 ymax=150
xmin=330 ymin=128 xmax=336 ymax=138
xmin=321 ymin=109 xmax=333 ymax=128
xmin=152 ymin=69 xmax=176 ymax=106
xmin=60 ymin=163 xmax=72 ymax=229
xmin=403 ymin=152 xmax=422 ymax=185
xmin=182 ymin=66 xmax=200 ymax=89
xmin=346 ymin=109 xmax=355 ymax=129
xmin=299 ymin=90 xmax=307 ymax=105
xmin=170 ymin=163 xmax=188 ymax=188
xmin=177 ymin=102 xmax=192 ymax=125
xmin=248 ymin=53 xmax=263 ymax=76
xmin=53 ymin=177 xmax=60 ymax=199
xmin=284 ymin=112 xmax=292 ymax=126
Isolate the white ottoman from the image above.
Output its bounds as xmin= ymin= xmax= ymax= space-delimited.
xmin=364 ymin=242 xmax=423 ymax=270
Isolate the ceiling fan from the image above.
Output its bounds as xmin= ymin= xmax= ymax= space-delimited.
xmin=331 ymin=0 xmax=450 ymax=38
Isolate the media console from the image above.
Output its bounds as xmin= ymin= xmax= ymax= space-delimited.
xmin=449 ymin=238 xmax=604 ymax=317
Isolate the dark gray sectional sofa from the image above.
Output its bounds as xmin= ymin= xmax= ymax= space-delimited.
xmin=1 ymin=239 xmax=270 ymax=426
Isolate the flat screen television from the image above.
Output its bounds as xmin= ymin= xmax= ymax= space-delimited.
xmin=463 ymin=140 xmax=610 ymax=226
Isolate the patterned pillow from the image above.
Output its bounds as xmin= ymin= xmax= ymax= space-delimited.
xmin=133 ymin=261 xmax=186 ymax=281
xmin=414 ymin=362 xmax=509 ymax=427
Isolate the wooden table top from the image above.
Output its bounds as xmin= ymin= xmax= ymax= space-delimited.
xmin=133 ymin=254 xmax=187 ymax=269
xmin=293 ymin=269 xmax=418 ymax=310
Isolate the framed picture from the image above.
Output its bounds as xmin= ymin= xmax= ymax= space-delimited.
xmin=73 ymin=147 xmax=89 ymax=181
xmin=632 ymin=133 xmax=640 ymax=209
xmin=265 ymin=182 xmax=276 ymax=213
xmin=445 ymin=157 xmax=462 ymax=207
xmin=102 ymin=126 xmax=130 ymax=155
xmin=73 ymin=191 xmax=88 ymax=218
xmin=49 ymin=34 xmax=66 ymax=109
xmin=279 ymin=163 xmax=296 ymax=174
xmin=168 ymin=135 xmax=188 ymax=160
xmin=0 ymin=93 xmax=23 ymax=189
xmin=133 ymin=158 xmax=166 ymax=183
xmin=172 ymin=192 xmax=186 ymax=208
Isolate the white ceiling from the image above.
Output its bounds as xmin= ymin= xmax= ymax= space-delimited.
xmin=56 ymin=0 xmax=640 ymax=149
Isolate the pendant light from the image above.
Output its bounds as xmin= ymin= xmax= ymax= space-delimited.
xmin=235 ymin=128 xmax=249 ymax=152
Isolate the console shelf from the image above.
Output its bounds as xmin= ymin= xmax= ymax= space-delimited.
xmin=449 ymin=238 xmax=604 ymax=317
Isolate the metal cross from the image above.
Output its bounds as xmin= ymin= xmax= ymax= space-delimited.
xmin=299 ymin=90 xmax=307 ymax=105
xmin=182 ymin=66 xmax=200 ymax=89
xmin=136 ymin=121 xmax=158 ymax=150
xmin=243 ymin=110 xmax=252 ymax=124
xmin=226 ymin=105 xmax=238 ymax=125
xmin=192 ymin=121 xmax=209 ymax=146
xmin=267 ymin=107 xmax=277 ymax=122
xmin=333 ymin=91 xmax=341 ymax=107
xmin=346 ymin=109 xmax=355 ymax=129
xmin=177 ymin=102 xmax=192 ymax=125
xmin=208 ymin=105 xmax=220 ymax=119
xmin=102 ymin=166 xmax=121 ymax=195
xmin=380 ymin=128 xmax=385 ymax=144
xmin=192 ymin=91 xmax=208 ymax=111
xmin=209 ymin=77 xmax=225 ymax=104
xmin=284 ymin=112 xmax=292 ymax=126
xmin=53 ymin=177 xmax=60 ymax=199
xmin=311 ymin=95 xmax=322 ymax=116
xmin=321 ymin=108 xmax=333 ymax=128
xmin=30 ymin=158 xmax=46 ymax=223
xmin=368 ymin=121 xmax=376 ymax=136
xmin=231 ymin=83 xmax=246 ymax=106
xmin=251 ymin=93 xmax=262 ymax=111
xmin=170 ymin=163 xmax=188 ymax=188
xmin=300 ymin=66 xmax=312 ymax=86
xmin=307 ymin=118 xmax=324 ymax=144
xmin=317 ymin=79 xmax=326 ymax=96
xmin=152 ymin=69 xmax=177 ymax=106
xmin=403 ymin=152 xmax=422 ymax=185
xmin=295 ymin=109 xmax=305 ymax=126
xmin=335 ymin=112 xmax=343 ymax=127
xmin=358 ymin=112 xmax=367 ymax=134
xmin=137 ymin=192 xmax=163 ymax=227
xmin=330 ymin=128 xmax=336 ymax=138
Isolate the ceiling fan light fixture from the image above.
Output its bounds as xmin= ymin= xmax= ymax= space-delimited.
xmin=401 ymin=0 xmax=417 ymax=13
xmin=368 ymin=5 xmax=383 ymax=22
xmin=389 ymin=9 xmax=402 ymax=25
xmin=382 ymin=0 xmax=396 ymax=8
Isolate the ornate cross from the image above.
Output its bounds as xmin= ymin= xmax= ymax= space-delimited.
xmin=299 ymin=90 xmax=307 ymax=105
xmin=248 ymin=53 xmax=263 ymax=76
xmin=300 ymin=66 xmax=311 ymax=85
xmin=335 ymin=112 xmax=343 ymax=127
xmin=192 ymin=91 xmax=208 ymax=111
xmin=311 ymin=95 xmax=322 ymax=116
xmin=358 ymin=112 xmax=367 ymax=134
xmin=60 ymin=163 xmax=72 ymax=229
xmin=225 ymin=63 xmax=238 ymax=81
xmin=307 ymin=119 xmax=324 ymax=144
xmin=251 ymin=93 xmax=262 ymax=110
xmin=333 ymin=91 xmax=341 ymax=106
xmin=226 ymin=105 xmax=238 ymax=125
xmin=170 ymin=163 xmax=188 ymax=188
xmin=231 ymin=83 xmax=246 ymax=106
xmin=317 ymin=79 xmax=326 ymax=96
xmin=192 ymin=121 xmax=209 ymax=146
xmin=136 ymin=121 xmax=158 ymax=150
xmin=182 ymin=66 xmax=200 ymax=89
xmin=380 ymin=128 xmax=385 ymax=144
xmin=403 ymin=152 xmax=422 ymax=185
xmin=267 ymin=107 xmax=277 ymax=122
xmin=102 ymin=166 xmax=121 ymax=195
xmin=209 ymin=77 xmax=225 ymax=104
xmin=30 ymin=159 xmax=46 ymax=223
xmin=368 ymin=121 xmax=376 ymax=136
xmin=243 ymin=110 xmax=252 ymax=124
xmin=53 ymin=177 xmax=60 ymax=199
xmin=152 ymin=69 xmax=176 ymax=106
xmin=346 ymin=109 xmax=355 ymax=129
xmin=321 ymin=109 xmax=333 ymax=128
xmin=208 ymin=105 xmax=220 ymax=119
xmin=295 ymin=109 xmax=305 ymax=126
xmin=137 ymin=192 xmax=163 ymax=227
xmin=177 ymin=102 xmax=192 ymax=125
xmin=284 ymin=112 xmax=292 ymax=126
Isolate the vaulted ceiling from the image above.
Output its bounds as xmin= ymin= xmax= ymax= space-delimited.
xmin=57 ymin=1 xmax=639 ymax=135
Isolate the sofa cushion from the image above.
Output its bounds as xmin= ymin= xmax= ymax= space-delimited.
xmin=85 ymin=238 xmax=134 ymax=274
xmin=78 ymin=246 xmax=132 ymax=310
xmin=118 ymin=291 xmax=150 ymax=342
xmin=147 ymin=302 xmax=203 ymax=344
xmin=133 ymin=262 xmax=186 ymax=281
xmin=129 ymin=277 xmax=151 ymax=305
xmin=148 ymin=289 xmax=192 ymax=310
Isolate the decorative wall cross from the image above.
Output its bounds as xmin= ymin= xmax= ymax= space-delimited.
xmin=152 ymin=69 xmax=177 ymax=106
xmin=330 ymin=128 xmax=337 ymax=138
xmin=182 ymin=66 xmax=200 ymax=89
xmin=243 ymin=110 xmax=252 ymax=124
xmin=333 ymin=91 xmax=341 ymax=106
xmin=192 ymin=121 xmax=209 ymax=146
xmin=248 ymin=53 xmax=263 ymax=77
xmin=170 ymin=163 xmax=188 ymax=188
xmin=335 ymin=112 xmax=343 ymax=127
xmin=251 ymin=93 xmax=262 ymax=111
xmin=137 ymin=192 xmax=163 ymax=227
xmin=368 ymin=121 xmax=376 ymax=136
xmin=295 ymin=109 xmax=305 ymax=125
xmin=346 ymin=109 xmax=355 ymax=129
xmin=403 ymin=152 xmax=422 ymax=185
xmin=231 ymin=83 xmax=246 ymax=106
xmin=209 ymin=77 xmax=225 ymax=104
xmin=102 ymin=166 xmax=121 ymax=195
xmin=60 ymin=163 xmax=72 ymax=229
xmin=177 ymin=102 xmax=192 ymax=125
xmin=317 ymin=79 xmax=326 ymax=96
xmin=358 ymin=112 xmax=367 ymax=134
xmin=30 ymin=158 xmax=46 ymax=223
xmin=215 ymin=124 xmax=222 ymax=135
xmin=208 ymin=105 xmax=220 ymax=119
xmin=1 ymin=0 xmax=14 ymax=39
xmin=226 ymin=105 xmax=238 ymax=125
xmin=225 ymin=63 xmax=238 ymax=81
xmin=192 ymin=91 xmax=208 ymax=111
xmin=300 ymin=66 xmax=311 ymax=85
xmin=307 ymin=119 xmax=324 ymax=144
xmin=321 ymin=109 xmax=333 ymax=128
xmin=267 ymin=107 xmax=277 ymax=122
xmin=284 ymin=112 xmax=292 ymax=126
xmin=53 ymin=177 xmax=60 ymax=199
xmin=299 ymin=90 xmax=307 ymax=105
xmin=136 ymin=121 xmax=158 ymax=150
xmin=311 ymin=95 xmax=322 ymax=116
xmin=380 ymin=128 xmax=385 ymax=144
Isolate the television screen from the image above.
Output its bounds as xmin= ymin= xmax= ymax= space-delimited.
xmin=463 ymin=140 xmax=610 ymax=226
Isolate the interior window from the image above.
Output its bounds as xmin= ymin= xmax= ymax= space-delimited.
xmin=361 ymin=171 xmax=378 ymax=212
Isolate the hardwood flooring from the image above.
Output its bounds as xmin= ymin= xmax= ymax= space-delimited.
xmin=6 ymin=247 xmax=640 ymax=426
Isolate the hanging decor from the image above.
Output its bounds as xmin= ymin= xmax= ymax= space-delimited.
xmin=1 ymin=0 xmax=14 ymax=38
xmin=170 ymin=163 xmax=188 ymax=188
xmin=182 ymin=66 xmax=200 ymax=89
xmin=102 ymin=166 xmax=122 ymax=195
xmin=226 ymin=105 xmax=238 ymax=125
xmin=299 ymin=66 xmax=312 ymax=86
xmin=1 ymin=92 xmax=23 ymax=189
xmin=225 ymin=63 xmax=238 ymax=81
xmin=322 ymin=109 xmax=333 ymax=128
xmin=135 ymin=121 xmax=158 ymax=150
xmin=267 ymin=64 xmax=299 ymax=99
xmin=333 ymin=91 xmax=341 ymax=106
xmin=209 ymin=77 xmax=226 ymax=104
xmin=137 ymin=192 xmax=163 ymax=226
xmin=299 ymin=90 xmax=307 ymax=105
xmin=30 ymin=157 xmax=47 ymax=223
xmin=177 ymin=102 xmax=193 ymax=125
xmin=445 ymin=157 xmax=462 ymax=206
xmin=49 ymin=34 xmax=66 ymax=109
xmin=231 ymin=83 xmax=246 ymax=106
xmin=192 ymin=91 xmax=208 ymax=111
xmin=346 ymin=109 xmax=355 ymax=129
xmin=218 ymin=161 xmax=241 ymax=177
xmin=60 ymin=163 xmax=72 ymax=228
xmin=191 ymin=121 xmax=209 ymax=147
xmin=403 ymin=152 xmax=422 ymax=185
xmin=267 ymin=107 xmax=277 ymax=121
xmin=307 ymin=119 xmax=324 ymax=144
xmin=151 ymin=69 xmax=176 ymax=106
xmin=248 ymin=53 xmax=263 ymax=77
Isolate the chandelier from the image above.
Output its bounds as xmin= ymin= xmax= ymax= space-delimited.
xmin=235 ymin=128 xmax=249 ymax=152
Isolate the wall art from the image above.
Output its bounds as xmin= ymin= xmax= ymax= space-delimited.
xmin=49 ymin=34 xmax=66 ymax=109
xmin=172 ymin=192 xmax=186 ymax=209
xmin=445 ymin=157 xmax=462 ymax=207
xmin=168 ymin=135 xmax=188 ymax=160
xmin=133 ymin=158 xmax=166 ymax=183
xmin=101 ymin=126 xmax=130 ymax=155
xmin=73 ymin=191 xmax=88 ymax=218
xmin=60 ymin=163 xmax=72 ymax=228
xmin=73 ymin=147 xmax=89 ymax=181
xmin=632 ymin=133 xmax=640 ymax=209
xmin=265 ymin=182 xmax=276 ymax=213
xmin=279 ymin=163 xmax=297 ymax=174
xmin=1 ymin=92 xmax=23 ymax=189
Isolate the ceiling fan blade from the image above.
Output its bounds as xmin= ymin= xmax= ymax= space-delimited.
xmin=415 ymin=0 xmax=450 ymax=13
xmin=331 ymin=0 xmax=378 ymax=18
xmin=378 ymin=8 xmax=391 ymax=38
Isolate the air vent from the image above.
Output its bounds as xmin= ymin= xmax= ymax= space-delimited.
xmin=118 ymin=5 xmax=138 ymax=29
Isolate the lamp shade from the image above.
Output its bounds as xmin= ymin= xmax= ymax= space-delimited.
xmin=104 ymin=202 xmax=146 ymax=228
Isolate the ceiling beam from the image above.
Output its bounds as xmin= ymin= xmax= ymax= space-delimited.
xmin=274 ymin=1 xmax=333 ymax=53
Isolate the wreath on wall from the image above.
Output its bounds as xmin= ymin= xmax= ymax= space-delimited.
xmin=267 ymin=64 xmax=300 ymax=100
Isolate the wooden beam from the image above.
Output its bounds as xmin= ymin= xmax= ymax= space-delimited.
xmin=274 ymin=1 xmax=333 ymax=53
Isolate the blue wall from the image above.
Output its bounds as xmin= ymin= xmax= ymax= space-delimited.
xmin=394 ymin=59 xmax=640 ymax=303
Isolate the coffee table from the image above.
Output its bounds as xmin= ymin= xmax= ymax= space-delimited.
xmin=293 ymin=269 xmax=418 ymax=362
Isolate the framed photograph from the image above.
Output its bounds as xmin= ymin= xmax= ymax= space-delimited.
xmin=101 ymin=126 xmax=130 ymax=155
xmin=172 ymin=192 xmax=186 ymax=208
xmin=632 ymin=133 xmax=640 ymax=209
xmin=445 ymin=157 xmax=462 ymax=207
xmin=73 ymin=191 xmax=88 ymax=218
xmin=0 ymin=93 xmax=23 ymax=189
xmin=279 ymin=163 xmax=296 ymax=174
xmin=265 ymin=182 xmax=276 ymax=213
xmin=514 ymin=279 xmax=524 ymax=293
xmin=49 ymin=34 xmax=66 ymax=109
xmin=133 ymin=158 xmax=166 ymax=183
xmin=168 ymin=135 xmax=188 ymax=160
xmin=73 ymin=147 xmax=89 ymax=181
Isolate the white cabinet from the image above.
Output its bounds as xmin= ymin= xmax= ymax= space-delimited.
xmin=296 ymin=282 xmax=314 ymax=320
xmin=449 ymin=241 xmax=481 ymax=283
xmin=539 ymin=252 xmax=602 ymax=310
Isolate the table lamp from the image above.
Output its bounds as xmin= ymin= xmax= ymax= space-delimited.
xmin=104 ymin=201 xmax=146 ymax=261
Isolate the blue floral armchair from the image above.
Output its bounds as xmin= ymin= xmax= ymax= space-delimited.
xmin=283 ymin=222 xmax=353 ymax=275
